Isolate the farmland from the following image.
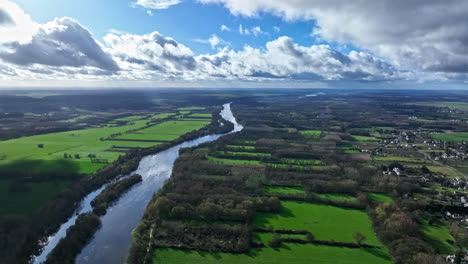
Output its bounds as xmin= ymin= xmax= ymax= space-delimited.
xmin=253 ymin=201 xmax=382 ymax=245
xmin=0 ymin=108 xmax=213 ymax=220
xmin=432 ymin=132 xmax=468 ymax=142
xmin=153 ymin=244 xmax=392 ymax=264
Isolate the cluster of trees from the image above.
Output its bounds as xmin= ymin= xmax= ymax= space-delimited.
xmin=44 ymin=213 xmax=101 ymax=264
xmin=91 ymin=174 xmax=142 ymax=215
xmin=153 ymin=221 xmax=251 ymax=253
xmin=368 ymin=203 xmax=444 ymax=264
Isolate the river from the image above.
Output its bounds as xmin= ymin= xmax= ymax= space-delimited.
xmin=32 ymin=103 xmax=243 ymax=264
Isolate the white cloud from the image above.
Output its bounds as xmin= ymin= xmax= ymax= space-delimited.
xmin=251 ymin=26 xmax=264 ymax=36
xmin=146 ymin=10 xmax=154 ymax=16
xmin=198 ymin=0 xmax=468 ymax=74
xmin=104 ymin=31 xmax=196 ymax=72
xmin=197 ymin=36 xmax=405 ymax=81
xmin=273 ymin=26 xmax=280 ymax=32
xmin=220 ymin=24 xmax=230 ymax=32
xmin=0 ymin=0 xmax=427 ymax=86
xmin=108 ymin=29 xmax=128 ymax=35
xmin=194 ymin=34 xmax=229 ymax=49
xmin=238 ymin=24 xmax=265 ymax=36
xmin=132 ymin=0 xmax=182 ymax=10
xmin=238 ymin=24 xmax=249 ymax=35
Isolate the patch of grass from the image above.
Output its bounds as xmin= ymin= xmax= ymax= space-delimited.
xmin=420 ymin=221 xmax=455 ymax=255
xmin=177 ymin=106 xmax=205 ymax=111
xmin=299 ymin=130 xmax=322 ymax=140
xmin=353 ymin=136 xmax=378 ymax=142
xmin=279 ymin=158 xmax=323 ymax=165
xmin=344 ymin=150 xmax=361 ymax=154
xmin=225 ymin=145 xmax=256 ymax=150
xmin=115 ymin=115 xmax=148 ymax=121
xmin=432 ymin=132 xmax=468 ymax=142
xmin=355 ymin=127 xmax=394 ymax=131
xmin=219 ymin=151 xmax=271 ymax=157
xmin=263 ymin=186 xmax=305 ymax=194
xmin=206 ymin=156 xmax=263 ymax=165
xmin=405 ymin=102 xmax=468 ymax=111
xmin=153 ymin=243 xmax=391 ymax=264
xmin=373 ymin=156 xmax=424 ymax=163
xmin=254 ymin=201 xmax=382 ymax=245
xmin=116 ymin=120 xmax=210 ymax=142
xmin=265 ymin=164 xmax=336 ymax=171
xmin=150 ymin=113 xmax=176 ymax=120
xmin=366 ymin=193 xmax=393 ymax=203
xmin=188 ymin=113 xmax=212 ymax=118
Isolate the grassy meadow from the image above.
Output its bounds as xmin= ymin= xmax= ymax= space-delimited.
xmin=254 ymin=201 xmax=383 ymax=245
xmin=0 ymin=111 xmax=212 ymax=218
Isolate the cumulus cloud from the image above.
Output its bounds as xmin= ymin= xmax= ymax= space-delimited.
xmin=195 ymin=34 xmax=229 ymax=49
xmin=197 ymin=36 xmax=404 ymax=81
xmin=198 ymin=0 xmax=468 ymax=74
xmin=132 ymin=0 xmax=182 ymax=10
xmin=104 ymin=31 xmax=196 ymax=72
xmin=0 ymin=17 xmax=119 ymax=71
xmin=0 ymin=0 xmax=410 ymax=85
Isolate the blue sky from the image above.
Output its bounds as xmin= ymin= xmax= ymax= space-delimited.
xmin=0 ymin=0 xmax=467 ymax=88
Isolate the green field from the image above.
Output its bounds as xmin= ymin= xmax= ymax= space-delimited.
xmin=373 ymin=156 xmax=424 ymax=163
xmin=254 ymin=201 xmax=382 ymax=245
xmin=225 ymin=145 xmax=256 ymax=150
xmin=405 ymin=101 xmax=468 ymax=111
xmin=177 ymin=107 xmax=205 ymax=111
xmin=0 ymin=113 xmax=214 ymax=218
xmin=0 ymin=114 xmax=210 ymax=173
xmin=420 ymin=221 xmax=455 ymax=255
xmin=116 ymin=120 xmax=210 ymax=142
xmin=432 ymin=132 xmax=468 ymax=142
xmin=207 ymin=156 xmax=263 ymax=165
xmin=299 ymin=130 xmax=322 ymax=140
xmin=353 ymin=136 xmax=379 ymax=142
xmin=355 ymin=127 xmax=394 ymax=131
xmin=220 ymin=151 xmax=271 ymax=157
xmin=263 ymin=186 xmax=305 ymax=194
xmin=366 ymin=193 xmax=393 ymax=203
xmin=279 ymin=158 xmax=323 ymax=165
xmin=0 ymin=180 xmax=69 ymax=216
xmin=188 ymin=113 xmax=211 ymax=118
xmin=0 ymin=117 xmax=162 ymax=174
xmin=153 ymin=242 xmax=391 ymax=264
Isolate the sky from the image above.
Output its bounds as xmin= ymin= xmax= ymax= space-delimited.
xmin=0 ymin=0 xmax=467 ymax=89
